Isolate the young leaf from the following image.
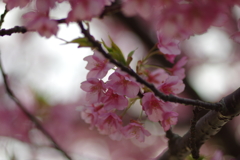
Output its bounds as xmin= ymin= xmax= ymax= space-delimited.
xmin=102 ymin=37 xmax=126 ymax=65
xmin=126 ymin=50 xmax=136 ymax=66
xmin=67 ymin=37 xmax=93 ymax=48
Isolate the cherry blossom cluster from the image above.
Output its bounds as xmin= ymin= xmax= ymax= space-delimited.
xmin=4 ymin=0 xmax=240 ymax=62
xmin=3 ymin=0 xmax=115 ymax=38
xmin=122 ymin=0 xmax=240 ymax=62
xmin=80 ymin=50 xmax=186 ymax=142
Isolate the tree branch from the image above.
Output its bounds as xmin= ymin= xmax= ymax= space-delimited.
xmin=0 ymin=53 xmax=72 ymax=160
xmin=159 ymin=88 xmax=240 ymax=160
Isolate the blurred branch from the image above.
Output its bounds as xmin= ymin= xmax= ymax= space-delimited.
xmin=0 ymin=53 xmax=72 ymax=160
xmin=159 ymin=88 xmax=240 ymax=159
xmin=0 ymin=26 xmax=27 ymax=36
xmin=78 ymin=21 xmax=222 ymax=111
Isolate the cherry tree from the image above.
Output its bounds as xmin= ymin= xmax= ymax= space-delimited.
xmin=0 ymin=0 xmax=240 ymax=160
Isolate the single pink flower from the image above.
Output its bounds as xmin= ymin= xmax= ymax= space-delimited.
xmin=67 ymin=0 xmax=108 ymax=22
xmin=142 ymin=92 xmax=164 ymax=122
xmin=98 ymin=112 xmax=123 ymax=141
xmin=84 ymin=51 xmax=114 ymax=79
xmin=122 ymin=0 xmax=154 ymax=19
xmin=161 ymin=111 xmax=178 ymax=131
xmin=80 ymin=78 xmax=106 ymax=103
xmin=22 ymin=12 xmax=58 ymax=38
xmin=3 ymin=0 xmax=32 ymax=10
xmin=106 ymin=69 xmax=140 ymax=98
xmin=168 ymin=56 xmax=187 ymax=79
xmin=102 ymin=89 xmax=128 ymax=111
xmin=81 ymin=103 xmax=105 ymax=129
xmin=158 ymin=76 xmax=185 ymax=95
xmin=122 ymin=120 xmax=151 ymax=142
xmin=35 ymin=0 xmax=60 ymax=13
xmin=145 ymin=69 xmax=168 ymax=87
xmin=157 ymin=31 xmax=181 ymax=58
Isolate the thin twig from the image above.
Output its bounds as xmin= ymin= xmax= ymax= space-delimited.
xmin=0 ymin=6 xmax=8 ymax=28
xmin=78 ymin=21 xmax=223 ymax=111
xmin=0 ymin=53 xmax=72 ymax=160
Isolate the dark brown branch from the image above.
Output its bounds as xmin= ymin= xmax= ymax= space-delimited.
xmin=190 ymin=108 xmax=199 ymax=159
xmin=0 ymin=6 xmax=8 ymax=29
xmin=77 ymin=21 xmax=222 ymax=111
xmin=0 ymin=53 xmax=72 ymax=160
xmin=0 ymin=26 xmax=27 ymax=36
xmin=159 ymin=88 xmax=240 ymax=160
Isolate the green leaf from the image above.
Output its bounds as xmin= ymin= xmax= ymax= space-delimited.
xmin=67 ymin=37 xmax=93 ymax=48
xmin=126 ymin=49 xmax=136 ymax=66
xmin=102 ymin=36 xmax=126 ymax=65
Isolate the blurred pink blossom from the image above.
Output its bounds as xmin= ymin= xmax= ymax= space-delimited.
xmin=3 ymin=0 xmax=32 ymax=10
xmin=67 ymin=0 xmax=109 ymax=22
xmin=22 ymin=12 xmax=58 ymax=38
xmin=122 ymin=120 xmax=151 ymax=142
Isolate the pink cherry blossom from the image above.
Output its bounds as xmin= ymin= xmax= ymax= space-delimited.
xmin=81 ymin=103 xmax=105 ymax=129
xmin=142 ymin=92 xmax=164 ymax=122
xmin=35 ymin=0 xmax=60 ymax=13
xmin=84 ymin=51 xmax=114 ymax=79
xmin=158 ymin=76 xmax=185 ymax=95
xmin=22 ymin=12 xmax=58 ymax=38
xmin=157 ymin=31 xmax=181 ymax=59
xmin=157 ymin=1 xmax=229 ymax=40
xmin=102 ymin=89 xmax=128 ymax=111
xmin=161 ymin=112 xmax=178 ymax=131
xmin=168 ymin=56 xmax=187 ymax=79
xmin=106 ymin=69 xmax=140 ymax=98
xmin=122 ymin=120 xmax=151 ymax=142
xmin=3 ymin=0 xmax=32 ymax=10
xmin=98 ymin=112 xmax=123 ymax=141
xmin=122 ymin=0 xmax=154 ymax=19
xmin=145 ymin=68 xmax=168 ymax=87
xmin=67 ymin=0 xmax=107 ymax=22
xmin=80 ymin=78 xmax=106 ymax=103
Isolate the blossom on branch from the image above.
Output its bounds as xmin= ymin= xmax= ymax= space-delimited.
xmin=161 ymin=111 xmax=178 ymax=131
xmin=122 ymin=120 xmax=151 ymax=142
xmin=158 ymin=76 xmax=185 ymax=95
xmin=106 ymin=69 xmax=140 ymax=98
xmin=80 ymin=78 xmax=106 ymax=103
xmin=102 ymin=88 xmax=128 ymax=111
xmin=22 ymin=12 xmax=58 ymax=38
xmin=168 ymin=56 xmax=187 ymax=80
xmin=67 ymin=0 xmax=113 ymax=22
xmin=98 ymin=112 xmax=123 ymax=141
xmin=84 ymin=50 xmax=114 ymax=79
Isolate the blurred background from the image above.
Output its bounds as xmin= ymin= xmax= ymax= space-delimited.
xmin=0 ymin=1 xmax=240 ymax=160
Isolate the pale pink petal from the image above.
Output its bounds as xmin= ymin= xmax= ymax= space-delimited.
xmin=161 ymin=112 xmax=178 ymax=131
